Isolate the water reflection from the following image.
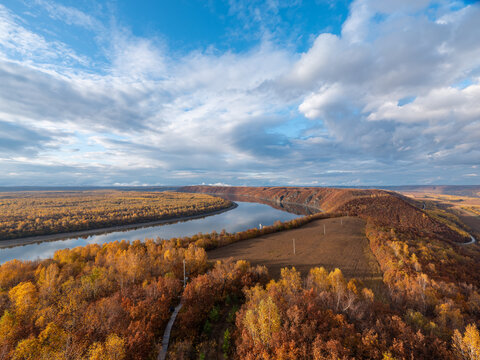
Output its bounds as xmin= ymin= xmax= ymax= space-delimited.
xmin=0 ymin=201 xmax=301 ymax=263
xmin=219 ymin=194 xmax=318 ymax=215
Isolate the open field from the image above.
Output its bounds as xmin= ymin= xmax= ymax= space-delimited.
xmin=401 ymin=191 xmax=480 ymax=238
xmin=394 ymin=185 xmax=480 ymax=198
xmin=208 ymin=216 xmax=382 ymax=282
xmin=401 ymin=191 xmax=480 ymax=208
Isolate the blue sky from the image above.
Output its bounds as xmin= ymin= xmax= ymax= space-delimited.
xmin=0 ymin=0 xmax=479 ymax=186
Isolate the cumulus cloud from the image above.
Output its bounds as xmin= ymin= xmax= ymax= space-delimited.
xmin=0 ymin=0 xmax=478 ymax=186
xmin=296 ymin=0 xmax=480 ymax=170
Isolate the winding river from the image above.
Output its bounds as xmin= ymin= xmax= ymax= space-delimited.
xmin=0 ymin=200 xmax=303 ymax=264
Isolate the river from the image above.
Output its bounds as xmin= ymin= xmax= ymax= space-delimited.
xmin=0 ymin=200 xmax=303 ymax=263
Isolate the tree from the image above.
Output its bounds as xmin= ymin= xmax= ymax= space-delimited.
xmin=222 ymin=329 xmax=231 ymax=358
xmin=306 ymin=267 xmax=329 ymax=291
xmin=453 ymin=324 xmax=480 ymax=360
xmin=0 ymin=311 xmax=19 ymax=357
xmin=12 ymin=323 xmax=67 ymax=360
xmin=89 ymin=334 xmax=125 ymax=360
xmin=328 ymin=268 xmax=346 ymax=311
xmin=8 ymin=281 xmax=38 ymax=318
xmin=243 ymin=296 xmax=280 ymax=346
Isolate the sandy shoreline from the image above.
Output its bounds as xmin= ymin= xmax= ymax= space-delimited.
xmin=0 ymin=203 xmax=238 ymax=249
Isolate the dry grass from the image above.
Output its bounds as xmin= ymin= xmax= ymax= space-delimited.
xmin=208 ymin=216 xmax=383 ymax=287
xmin=401 ymin=191 xmax=480 ymax=239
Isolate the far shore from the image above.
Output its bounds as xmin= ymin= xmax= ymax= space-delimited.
xmin=0 ymin=203 xmax=238 ymax=249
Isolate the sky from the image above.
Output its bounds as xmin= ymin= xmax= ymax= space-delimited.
xmin=0 ymin=0 xmax=479 ymax=187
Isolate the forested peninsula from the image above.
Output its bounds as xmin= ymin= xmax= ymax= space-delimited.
xmin=0 ymin=191 xmax=232 ymax=241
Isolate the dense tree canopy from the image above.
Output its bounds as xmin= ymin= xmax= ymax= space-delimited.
xmin=0 ymin=191 xmax=232 ymax=240
xmin=1 ymin=187 xmax=480 ymax=359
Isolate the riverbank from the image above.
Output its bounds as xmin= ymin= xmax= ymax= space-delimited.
xmin=0 ymin=203 xmax=238 ymax=249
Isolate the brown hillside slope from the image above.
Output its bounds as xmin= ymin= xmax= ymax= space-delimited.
xmin=179 ymin=185 xmax=468 ymax=243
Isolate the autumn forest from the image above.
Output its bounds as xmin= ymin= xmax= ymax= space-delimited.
xmin=0 ymin=191 xmax=232 ymax=240
xmin=0 ymin=186 xmax=479 ymax=359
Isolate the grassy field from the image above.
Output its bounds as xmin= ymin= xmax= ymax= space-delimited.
xmin=208 ymin=216 xmax=382 ymax=284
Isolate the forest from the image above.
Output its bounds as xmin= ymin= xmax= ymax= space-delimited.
xmin=0 ymin=191 xmax=232 ymax=240
xmin=0 ymin=213 xmax=323 ymax=360
xmin=0 ymin=187 xmax=480 ymax=359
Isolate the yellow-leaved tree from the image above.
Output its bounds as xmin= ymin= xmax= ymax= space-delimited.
xmin=89 ymin=333 xmax=126 ymax=360
xmin=8 ymin=281 xmax=38 ymax=318
xmin=453 ymin=324 xmax=480 ymax=360
xmin=12 ymin=322 xmax=68 ymax=360
xmin=243 ymin=296 xmax=281 ymax=346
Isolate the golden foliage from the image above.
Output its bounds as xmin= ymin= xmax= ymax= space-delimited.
xmin=453 ymin=324 xmax=480 ymax=360
xmin=0 ymin=191 xmax=231 ymax=240
xmin=244 ymin=296 xmax=281 ymax=346
xmin=88 ymin=334 xmax=125 ymax=360
xmin=8 ymin=282 xmax=37 ymax=318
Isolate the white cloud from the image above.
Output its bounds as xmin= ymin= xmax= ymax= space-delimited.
xmin=0 ymin=5 xmax=89 ymax=67
xmin=296 ymin=0 xmax=480 ymax=168
xmin=33 ymin=0 xmax=102 ymax=30
xmin=368 ymin=82 xmax=480 ymax=123
xmin=0 ymin=0 xmax=479 ymax=186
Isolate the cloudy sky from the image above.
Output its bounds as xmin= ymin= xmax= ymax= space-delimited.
xmin=0 ymin=0 xmax=479 ymax=186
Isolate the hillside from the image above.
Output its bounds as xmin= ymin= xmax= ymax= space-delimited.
xmin=168 ymin=185 xmax=480 ymax=359
xmin=1 ymin=187 xmax=479 ymax=359
xmin=179 ymin=185 xmax=468 ymax=243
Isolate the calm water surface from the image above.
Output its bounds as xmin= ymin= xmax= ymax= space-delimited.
xmin=0 ymin=201 xmax=301 ymax=263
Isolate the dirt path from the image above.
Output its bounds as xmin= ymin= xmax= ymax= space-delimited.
xmin=464 ymin=235 xmax=476 ymax=245
xmin=0 ymin=203 xmax=237 ymax=249
xmin=455 ymin=208 xmax=479 ymax=245
xmin=457 ymin=208 xmax=480 ymax=233
xmin=158 ymin=303 xmax=183 ymax=360
xmin=404 ymin=194 xmax=478 ymax=246
xmin=208 ymin=216 xmax=382 ymax=281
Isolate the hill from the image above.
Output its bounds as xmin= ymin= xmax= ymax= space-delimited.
xmin=179 ymin=185 xmax=468 ymax=243
xmin=1 ymin=186 xmax=479 ymax=359
xmin=169 ymin=185 xmax=480 ymax=359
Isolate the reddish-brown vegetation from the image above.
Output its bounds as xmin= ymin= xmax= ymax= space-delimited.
xmin=235 ymin=267 xmax=453 ymax=360
xmin=180 ymin=185 xmax=468 ymax=242
xmin=181 ymin=185 xmax=480 ymax=359
xmin=2 ymin=186 xmax=480 ymax=359
xmin=168 ymin=260 xmax=269 ymax=358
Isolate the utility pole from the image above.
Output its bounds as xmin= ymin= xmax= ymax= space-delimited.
xmin=293 ymin=238 xmax=296 ymax=255
xmin=183 ymin=259 xmax=186 ymax=289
